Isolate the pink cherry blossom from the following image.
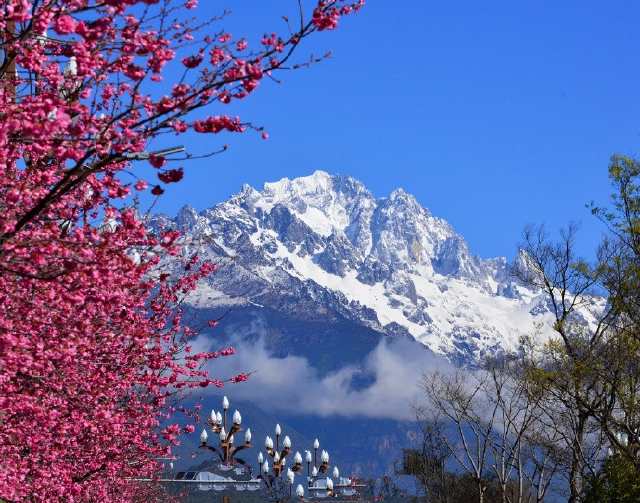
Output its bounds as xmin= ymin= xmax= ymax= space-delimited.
xmin=54 ymin=14 xmax=77 ymax=34
xmin=0 ymin=0 xmax=362 ymax=500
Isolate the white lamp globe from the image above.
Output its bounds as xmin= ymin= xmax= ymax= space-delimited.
xmin=296 ymin=484 xmax=305 ymax=497
xmin=200 ymin=429 xmax=208 ymax=444
xmin=283 ymin=435 xmax=291 ymax=449
xmin=275 ymin=424 xmax=282 ymax=436
xmin=233 ymin=410 xmax=242 ymax=425
xmin=244 ymin=428 xmax=252 ymax=443
xmin=222 ymin=396 xmax=229 ymax=410
xmin=313 ymin=438 xmax=320 ymax=449
xmin=258 ymin=452 xmax=264 ymax=464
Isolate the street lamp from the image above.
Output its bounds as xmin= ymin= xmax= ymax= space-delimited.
xmin=262 ymin=423 xmax=298 ymax=477
xmin=199 ymin=395 xmax=251 ymax=465
xmin=305 ymin=438 xmax=331 ymax=483
xmin=258 ymin=423 xmax=304 ymax=501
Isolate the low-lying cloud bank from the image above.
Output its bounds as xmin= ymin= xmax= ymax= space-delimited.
xmin=193 ymin=335 xmax=455 ymax=421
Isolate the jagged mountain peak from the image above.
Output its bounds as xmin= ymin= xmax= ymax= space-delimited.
xmin=262 ymin=169 xmax=333 ymax=195
xmin=236 ymin=171 xmax=374 ymax=238
xmin=388 ymin=186 xmax=415 ymax=203
xmin=259 ymin=170 xmax=369 ymax=196
xmin=161 ymin=172 xmax=565 ymax=362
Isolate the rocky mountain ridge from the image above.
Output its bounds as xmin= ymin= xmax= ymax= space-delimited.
xmin=152 ymin=170 xmax=568 ymax=361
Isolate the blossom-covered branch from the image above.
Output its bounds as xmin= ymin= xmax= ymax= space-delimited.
xmin=0 ymin=0 xmax=362 ymax=500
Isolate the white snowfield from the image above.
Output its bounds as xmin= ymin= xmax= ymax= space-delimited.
xmin=155 ymin=170 xmax=602 ymax=361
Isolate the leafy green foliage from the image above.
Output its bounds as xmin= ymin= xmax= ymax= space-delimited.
xmin=584 ymin=454 xmax=640 ymax=503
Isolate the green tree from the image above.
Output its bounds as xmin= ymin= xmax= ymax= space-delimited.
xmin=514 ymin=155 xmax=640 ymax=500
xmin=584 ymin=454 xmax=640 ymax=503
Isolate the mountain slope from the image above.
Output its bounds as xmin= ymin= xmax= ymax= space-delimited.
xmin=152 ymin=170 xmax=565 ymax=361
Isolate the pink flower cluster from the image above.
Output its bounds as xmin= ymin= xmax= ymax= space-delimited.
xmin=0 ymin=0 xmax=362 ymax=500
xmin=157 ymin=168 xmax=184 ymax=183
xmin=312 ymin=0 xmax=365 ymax=31
xmin=193 ymin=115 xmax=245 ymax=134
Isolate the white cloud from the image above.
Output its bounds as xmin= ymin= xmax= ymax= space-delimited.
xmin=194 ymin=335 xmax=455 ymax=421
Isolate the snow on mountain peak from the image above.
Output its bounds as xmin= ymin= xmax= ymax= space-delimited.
xmin=388 ymin=187 xmax=411 ymax=201
xmin=263 ymin=170 xmax=333 ymax=196
xmin=250 ymin=171 xmax=368 ymax=237
xmin=164 ymin=172 xmax=559 ymax=362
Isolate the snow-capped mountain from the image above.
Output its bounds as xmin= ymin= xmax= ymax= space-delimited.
xmin=152 ymin=170 xmax=561 ymax=361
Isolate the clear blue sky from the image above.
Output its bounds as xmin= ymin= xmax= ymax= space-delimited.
xmin=144 ymin=1 xmax=640 ymax=261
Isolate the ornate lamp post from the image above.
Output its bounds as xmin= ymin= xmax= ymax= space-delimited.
xmin=199 ymin=395 xmax=252 ymax=466
xmin=304 ymin=438 xmax=331 ymax=484
xmin=258 ymin=423 xmax=303 ymax=500
xmin=265 ymin=423 xmax=291 ymax=476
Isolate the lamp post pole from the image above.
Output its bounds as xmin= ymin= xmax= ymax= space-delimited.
xmin=313 ymin=438 xmax=319 ymax=470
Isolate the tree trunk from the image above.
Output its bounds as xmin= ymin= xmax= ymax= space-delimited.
xmin=568 ymin=413 xmax=587 ymax=503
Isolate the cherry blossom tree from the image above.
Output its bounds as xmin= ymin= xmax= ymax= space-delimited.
xmin=0 ymin=0 xmax=362 ymax=500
